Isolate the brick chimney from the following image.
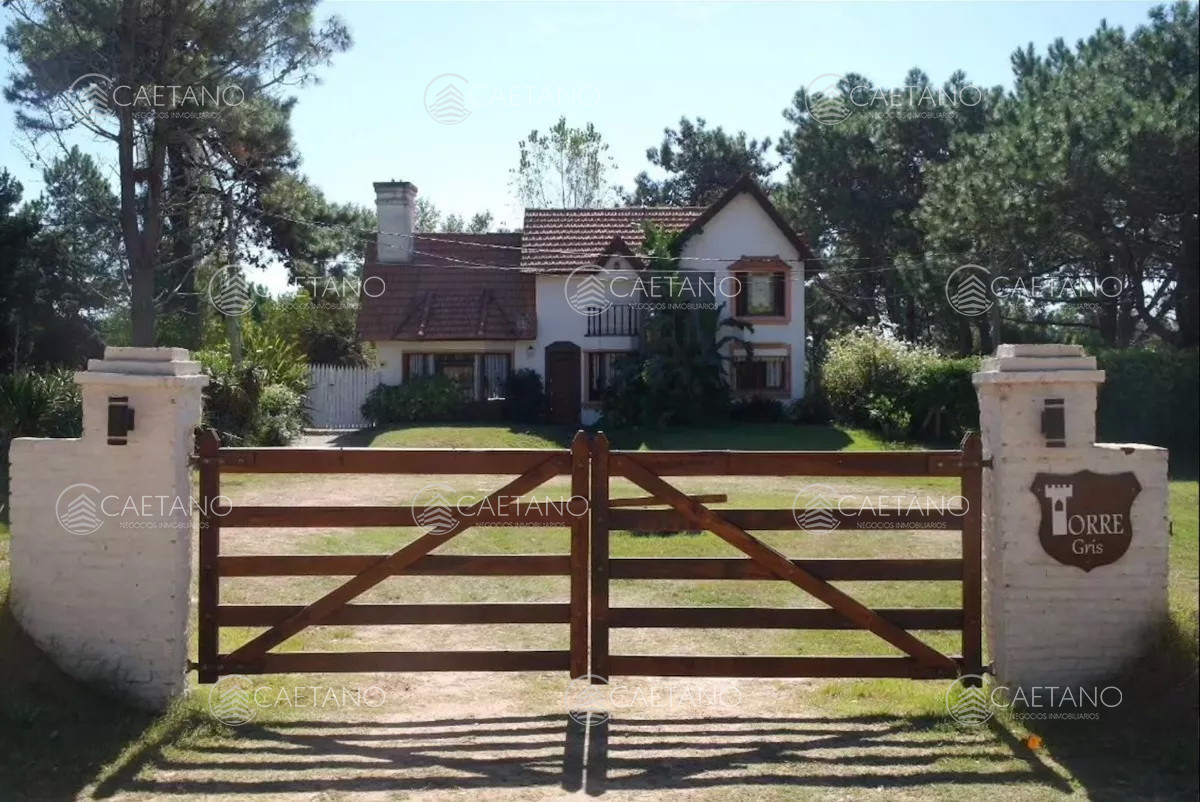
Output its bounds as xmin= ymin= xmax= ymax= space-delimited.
xmin=374 ymin=181 xmax=417 ymax=263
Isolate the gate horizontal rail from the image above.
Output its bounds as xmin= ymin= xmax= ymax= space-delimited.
xmin=219 ymin=554 xmax=572 ymax=576
xmin=608 ymin=557 xmax=962 ymax=581
xmin=610 ymin=508 xmax=965 ymax=530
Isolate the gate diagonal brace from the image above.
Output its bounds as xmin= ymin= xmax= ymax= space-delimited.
xmin=613 ymin=454 xmax=957 ymax=673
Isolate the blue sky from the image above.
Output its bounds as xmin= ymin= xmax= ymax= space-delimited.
xmin=0 ymin=0 xmax=1165 ymax=292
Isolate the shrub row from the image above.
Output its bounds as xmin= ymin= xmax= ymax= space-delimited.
xmin=1094 ymin=348 xmax=1199 ymax=457
xmin=820 ymin=329 xmax=1199 ymax=457
xmin=822 ymin=329 xmax=979 ymax=443
xmin=361 ymin=369 xmax=547 ymax=427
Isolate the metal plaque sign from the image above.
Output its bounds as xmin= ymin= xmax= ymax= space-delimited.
xmin=1031 ymin=471 xmax=1141 ymax=572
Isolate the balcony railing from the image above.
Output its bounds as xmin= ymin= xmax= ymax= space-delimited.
xmin=585 ymin=304 xmax=641 ymax=337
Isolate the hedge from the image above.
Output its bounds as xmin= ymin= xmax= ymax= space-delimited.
xmin=1095 ymin=348 xmax=1199 ymax=458
xmin=821 ymin=330 xmax=1199 ymax=458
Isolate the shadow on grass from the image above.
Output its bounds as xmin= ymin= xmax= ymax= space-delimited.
xmin=603 ymin=423 xmax=858 ymax=452
xmin=1012 ymin=611 xmax=1200 ymax=801
xmin=69 ymin=711 xmax=1085 ymax=798
xmin=0 ymin=592 xmax=152 ymax=801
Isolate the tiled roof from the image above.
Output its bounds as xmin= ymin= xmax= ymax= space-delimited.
xmin=409 ymin=232 xmax=523 ymax=268
xmin=358 ymin=175 xmax=819 ymax=341
xmin=519 ymin=207 xmax=705 ymax=272
xmin=357 ymin=238 xmax=534 ymax=341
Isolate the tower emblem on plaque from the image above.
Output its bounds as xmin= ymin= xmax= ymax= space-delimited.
xmin=1031 ymin=471 xmax=1140 ymax=571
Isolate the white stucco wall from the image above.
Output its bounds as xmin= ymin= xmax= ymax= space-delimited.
xmin=533 ymin=258 xmax=641 ymax=423
xmin=9 ymin=348 xmax=206 ymax=710
xmin=678 ymin=193 xmax=807 ymax=399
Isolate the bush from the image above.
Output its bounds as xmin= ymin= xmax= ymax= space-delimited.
xmin=253 ymin=385 xmax=306 ymax=446
xmin=1096 ymin=347 xmax=1199 ymax=460
xmin=729 ymin=396 xmax=787 ymax=423
xmin=195 ymin=332 xmax=309 ymax=396
xmin=0 ymin=369 xmax=83 ymax=441
xmin=823 ymin=332 xmax=1198 ymax=455
xmin=822 ymin=329 xmax=979 ymax=443
xmin=787 ymin=392 xmax=832 ymax=424
xmin=502 ymin=369 xmax=546 ymax=423
xmin=1 ymin=369 xmax=84 ymax=521
xmin=361 ymin=375 xmax=467 ymax=426
xmin=200 ymin=362 xmax=262 ymax=444
xmin=197 ymin=334 xmax=310 ymax=445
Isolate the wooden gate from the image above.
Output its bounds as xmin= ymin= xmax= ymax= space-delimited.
xmin=195 ymin=430 xmax=590 ymax=681
xmin=195 ymin=430 xmax=982 ymax=683
xmin=305 ymin=364 xmax=382 ymax=429
xmin=589 ymin=433 xmax=984 ymax=681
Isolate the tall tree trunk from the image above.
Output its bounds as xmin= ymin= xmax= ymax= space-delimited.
xmin=1177 ymin=211 xmax=1199 ymax=348
xmin=130 ymin=258 xmax=156 ymax=345
xmin=167 ymin=143 xmax=199 ymax=348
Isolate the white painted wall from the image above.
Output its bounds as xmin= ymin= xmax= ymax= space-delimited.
xmin=679 ymin=192 xmax=807 ymax=400
xmin=9 ymin=348 xmax=206 ymax=710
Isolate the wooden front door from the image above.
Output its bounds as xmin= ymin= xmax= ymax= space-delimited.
xmin=544 ymin=342 xmax=581 ymax=425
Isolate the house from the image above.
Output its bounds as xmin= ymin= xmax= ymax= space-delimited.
xmin=356 ymin=175 xmax=817 ymax=425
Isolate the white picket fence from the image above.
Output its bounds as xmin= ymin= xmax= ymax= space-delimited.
xmin=305 ymin=364 xmax=383 ymax=429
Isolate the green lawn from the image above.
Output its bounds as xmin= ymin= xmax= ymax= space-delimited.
xmin=0 ymin=423 xmax=1196 ymax=800
xmin=368 ymin=421 xmax=895 ymax=451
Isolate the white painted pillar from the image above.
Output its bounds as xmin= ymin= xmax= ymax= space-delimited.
xmin=973 ymin=344 xmax=1169 ymax=690
xmin=9 ymin=347 xmax=207 ymax=710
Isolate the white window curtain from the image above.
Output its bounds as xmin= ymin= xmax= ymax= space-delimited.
xmin=482 ymin=354 xmax=510 ymax=400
